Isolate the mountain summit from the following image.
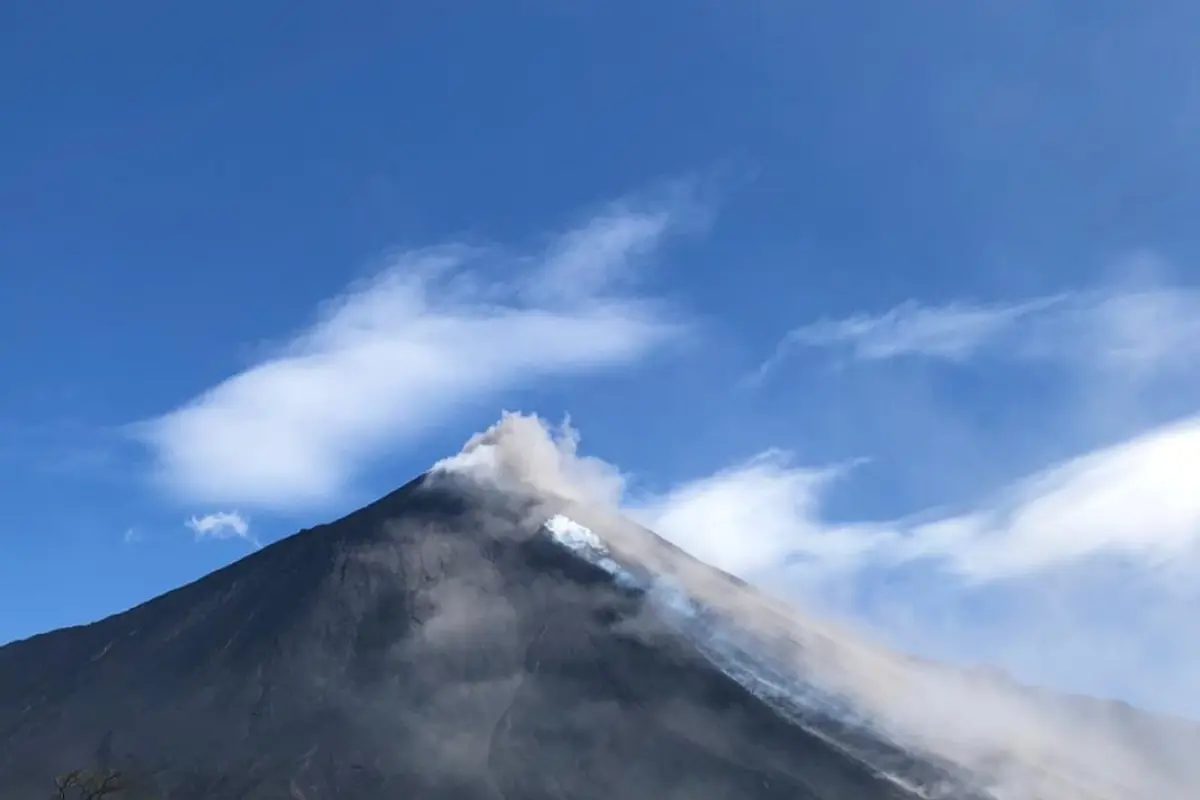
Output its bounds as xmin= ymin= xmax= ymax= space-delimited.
xmin=0 ymin=415 xmax=1195 ymax=799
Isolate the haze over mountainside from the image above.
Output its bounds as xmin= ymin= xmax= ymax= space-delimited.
xmin=1 ymin=415 xmax=1196 ymax=799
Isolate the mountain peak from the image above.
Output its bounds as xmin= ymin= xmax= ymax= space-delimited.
xmin=0 ymin=439 xmax=922 ymax=798
xmin=1 ymin=415 xmax=1196 ymax=799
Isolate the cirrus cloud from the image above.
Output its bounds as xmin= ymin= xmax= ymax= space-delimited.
xmin=634 ymin=414 xmax=1200 ymax=585
xmin=757 ymin=284 xmax=1200 ymax=382
xmin=134 ymin=198 xmax=691 ymax=511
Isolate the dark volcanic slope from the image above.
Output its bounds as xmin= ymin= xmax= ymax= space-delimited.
xmin=0 ymin=474 xmax=934 ymax=799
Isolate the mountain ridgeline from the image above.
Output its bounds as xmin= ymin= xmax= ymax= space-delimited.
xmin=0 ymin=466 xmax=1195 ymax=799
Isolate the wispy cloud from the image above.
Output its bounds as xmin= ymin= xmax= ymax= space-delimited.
xmin=758 ymin=285 xmax=1200 ymax=381
xmin=185 ymin=511 xmax=257 ymax=547
xmin=897 ymin=415 xmax=1200 ymax=581
xmin=134 ymin=197 xmax=690 ymax=511
xmin=636 ymin=415 xmax=1200 ymax=584
xmin=629 ymin=452 xmax=878 ymax=578
xmin=122 ymin=527 xmax=142 ymax=545
xmin=632 ymin=415 xmax=1200 ymax=715
xmin=763 ymin=296 xmax=1062 ymax=370
xmin=522 ymin=204 xmax=673 ymax=305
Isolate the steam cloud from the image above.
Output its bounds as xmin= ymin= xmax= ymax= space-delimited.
xmin=433 ymin=412 xmax=627 ymax=509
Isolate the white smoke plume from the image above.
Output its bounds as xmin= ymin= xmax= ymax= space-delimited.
xmin=433 ymin=411 xmax=626 ymax=509
xmin=434 ymin=411 xmax=1200 ymax=799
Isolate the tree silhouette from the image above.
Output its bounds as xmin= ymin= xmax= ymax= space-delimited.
xmin=53 ymin=768 xmax=125 ymax=800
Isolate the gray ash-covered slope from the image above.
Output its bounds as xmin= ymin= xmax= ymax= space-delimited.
xmin=0 ymin=470 xmax=947 ymax=800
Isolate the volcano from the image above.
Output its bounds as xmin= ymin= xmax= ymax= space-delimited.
xmin=0 ymin=418 xmax=1196 ymax=799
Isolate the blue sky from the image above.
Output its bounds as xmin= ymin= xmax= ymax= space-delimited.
xmin=4 ymin=1 xmax=1200 ymax=717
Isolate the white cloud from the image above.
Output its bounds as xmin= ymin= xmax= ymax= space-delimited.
xmin=766 ymin=296 xmax=1061 ymax=367
xmin=1034 ymin=288 xmax=1200 ymax=378
xmin=135 ymin=200 xmax=687 ymax=511
xmin=628 ymin=452 xmax=882 ymax=579
xmin=899 ymin=415 xmax=1200 ymax=581
xmin=523 ymin=205 xmax=672 ymax=305
xmin=759 ymin=285 xmax=1200 ymax=380
xmin=630 ymin=415 xmax=1200 ymax=718
xmin=122 ymin=527 xmax=142 ymax=544
xmin=635 ymin=415 xmax=1200 ymax=585
xmin=185 ymin=511 xmax=257 ymax=547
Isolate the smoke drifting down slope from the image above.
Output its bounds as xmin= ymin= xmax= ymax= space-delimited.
xmin=0 ymin=411 xmax=1195 ymax=799
xmin=433 ymin=412 xmax=1200 ymax=799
